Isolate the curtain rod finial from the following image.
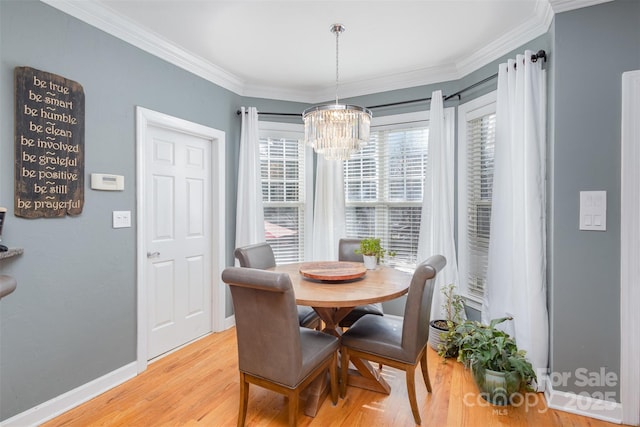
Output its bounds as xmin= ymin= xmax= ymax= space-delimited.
xmin=532 ymin=50 xmax=547 ymax=63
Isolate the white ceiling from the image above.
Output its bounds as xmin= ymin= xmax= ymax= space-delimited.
xmin=44 ymin=0 xmax=610 ymax=103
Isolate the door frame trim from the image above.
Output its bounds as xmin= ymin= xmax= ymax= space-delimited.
xmin=135 ymin=106 xmax=226 ymax=373
xmin=620 ymin=70 xmax=640 ymax=426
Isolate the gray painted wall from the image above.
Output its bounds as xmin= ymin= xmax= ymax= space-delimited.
xmin=0 ymin=0 xmax=239 ymax=419
xmin=549 ymin=0 xmax=639 ymax=397
xmin=0 ymin=0 xmax=636 ymax=421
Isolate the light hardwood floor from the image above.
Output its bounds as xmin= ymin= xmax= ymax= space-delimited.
xmin=43 ymin=328 xmax=623 ymax=426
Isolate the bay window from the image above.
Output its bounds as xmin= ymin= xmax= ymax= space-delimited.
xmin=259 ymin=122 xmax=312 ymax=264
xmin=344 ymin=112 xmax=429 ymax=269
xmin=457 ymin=92 xmax=496 ymax=308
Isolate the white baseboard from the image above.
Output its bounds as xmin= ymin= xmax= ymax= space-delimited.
xmin=224 ymin=314 xmax=235 ymax=329
xmin=544 ymin=377 xmax=623 ymax=424
xmin=0 ymin=362 xmax=137 ymax=427
xmin=535 ymin=372 xmax=548 ymax=392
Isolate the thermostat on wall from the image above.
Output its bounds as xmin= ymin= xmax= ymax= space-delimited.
xmin=91 ymin=173 xmax=124 ymax=191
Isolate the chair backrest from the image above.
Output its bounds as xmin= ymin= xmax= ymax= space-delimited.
xmin=234 ymin=242 xmax=276 ymax=269
xmin=401 ymin=255 xmax=447 ymax=357
xmin=338 ymin=238 xmax=364 ymax=262
xmin=221 ymin=267 xmax=303 ymax=387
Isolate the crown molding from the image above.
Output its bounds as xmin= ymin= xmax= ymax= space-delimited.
xmin=41 ymin=0 xmax=246 ymax=95
xmin=455 ymin=0 xmax=554 ymax=78
xmin=326 ymin=0 xmax=554 ymax=101
xmin=549 ymin=0 xmax=613 ymax=13
xmin=40 ymin=0 xmax=608 ymax=103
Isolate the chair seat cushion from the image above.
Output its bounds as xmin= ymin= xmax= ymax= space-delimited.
xmin=246 ymin=329 xmax=338 ymax=389
xmin=340 ymin=315 xmax=413 ymax=364
xmin=338 ymin=303 xmax=383 ymax=327
xmin=299 ymin=329 xmax=340 ymax=382
xmin=297 ymin=305 xmax=320 ymax=328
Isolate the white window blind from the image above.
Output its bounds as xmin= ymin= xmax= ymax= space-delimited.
xmin=259 ymin=124 xmax=309 ymax=264
xmin=457 ymin=92 xmax=497 ymax=306
xmin=465 ymin=113 xmax=495 ymax=298
xmin=344 ymin=115 xmax=429 ymax=268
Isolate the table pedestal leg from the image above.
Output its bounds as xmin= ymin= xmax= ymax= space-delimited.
xmin=346 ymin=356 xmax=391 ymax=394
xmin=313 ymin=306 xmax=353 ymax=337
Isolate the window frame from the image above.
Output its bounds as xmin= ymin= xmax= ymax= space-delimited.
xmin=344 ymin=111 xmax=431 ymax=269
xmin=258 ymin=121 xmax=313 ymax=263
xmin=457 ymin=91 xmax=497 ymax=310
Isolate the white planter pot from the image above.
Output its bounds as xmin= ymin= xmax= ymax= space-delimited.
xmin=363 ymin=255 xmax=377 ymax=270
xmin=428 ymin=320 xmax=448 ymax=351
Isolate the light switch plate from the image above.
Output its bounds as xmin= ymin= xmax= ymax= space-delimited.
xmin=579 ymin=191 xmax=606 ymax=231
xmin=113 ymin=210 xmax=131 ymax=228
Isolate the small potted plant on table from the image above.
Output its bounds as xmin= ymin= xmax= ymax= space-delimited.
xmin=355 ymin=237 xmax=394 ymax=269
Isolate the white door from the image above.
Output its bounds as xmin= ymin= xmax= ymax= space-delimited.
xmin=621 ymin=70 xmax=640 ymax=426
xmin=145 ymin=123 xmax=212 ymax=359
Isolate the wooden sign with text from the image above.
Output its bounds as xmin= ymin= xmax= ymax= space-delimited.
xmin=14 ymin=67 xmax=84 ymax=218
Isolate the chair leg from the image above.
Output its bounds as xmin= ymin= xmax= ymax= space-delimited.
xmin=340 ymin=348 xmax=350 ymax=398
xmin=287 ymin=390 xmax=298 ymax=427
xmin=420 ymin=349 xmax=432 ymax=392
xmin=330 ymin=352 xmax=339 ymax=404
xmin=238 ymin=372 xmax=249 ymax=427
xmin=405 ymin=366 xmax=422 ymax=425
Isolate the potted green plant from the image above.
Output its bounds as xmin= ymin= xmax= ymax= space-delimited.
xmin=355 ymin=237 xmax=394 ymax=269
xmin=440 ymin=317 xmax=537 ymax=406
xmin=428 ymin=283 xmax=464 ymax=355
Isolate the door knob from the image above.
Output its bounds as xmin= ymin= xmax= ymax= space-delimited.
xmin=147 ymin=251 xmax=160 ymax=258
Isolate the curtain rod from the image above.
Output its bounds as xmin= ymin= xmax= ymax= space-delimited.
xmin=237 ymin=50 xmax=547 ymax=116
xmin=235 ymin=111 xmax=301 ymax=117
xmin=445 ymin=50 xmax=546 ymax=101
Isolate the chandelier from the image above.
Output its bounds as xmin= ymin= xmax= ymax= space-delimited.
xmin=302 ymin=24 xmax=372 ymax=161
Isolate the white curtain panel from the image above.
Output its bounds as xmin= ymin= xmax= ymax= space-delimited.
xmin=482 ymin=51 xmax=549 ymax=384
xmin=235 ymin=106 xmax=265 ymax=254
xmin=416 ymin=90 xmax=461 ymax=320
xmin=312 ymin=156 xmax=346 ymax=260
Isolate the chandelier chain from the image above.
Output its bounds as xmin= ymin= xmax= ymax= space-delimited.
xmin=335 ymin=28 xmax=339 ymax=105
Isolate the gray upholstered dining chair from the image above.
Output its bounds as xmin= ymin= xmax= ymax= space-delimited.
xmin=339 ymin=255 xmax=446 ymax=425
xmin=234 ymin=242 xmax=321 ymax=329
xmin=337 ymin=238 xmax=384 ymax=328
xmin=222 ymin=267 xmax=339 ymax=427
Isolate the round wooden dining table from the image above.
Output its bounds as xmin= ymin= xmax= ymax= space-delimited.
xmin=271 ymin=261 xmax=411 ymax=337
xmin=270 ymin=261 xmax=412 ymax=415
